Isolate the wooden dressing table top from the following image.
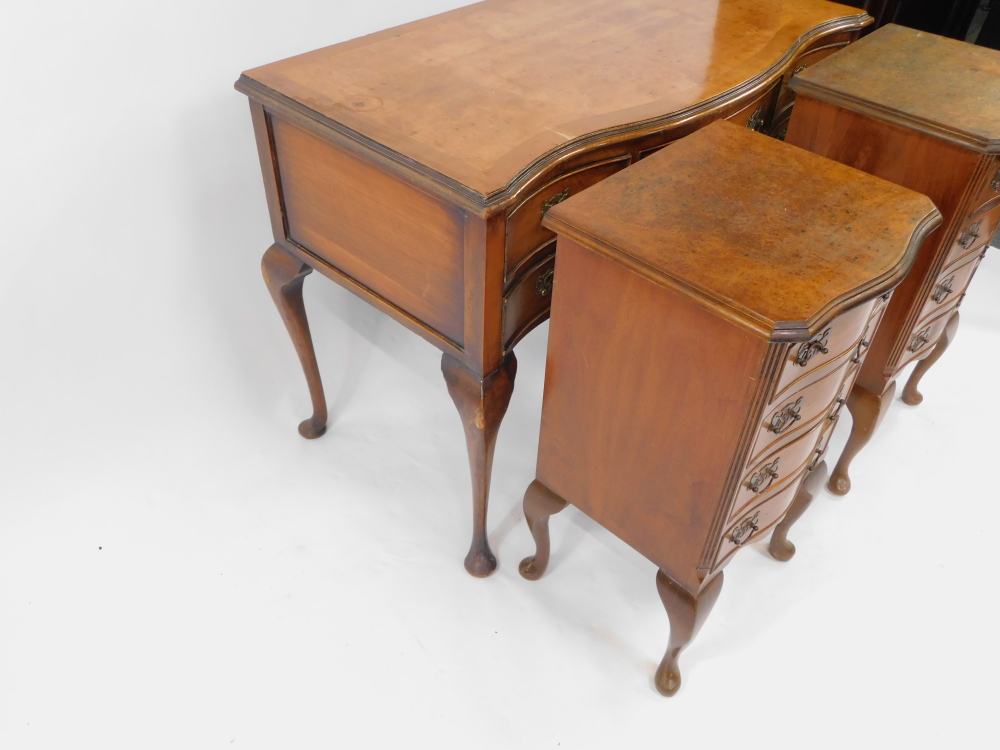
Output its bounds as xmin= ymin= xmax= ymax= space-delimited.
xmin=544 ymin=121 xmax=937 ymax=338
xmin=240 ymin=0 xmax=868 ymax=203
xmin=792 ymin=24 xmax=1000 ymax=151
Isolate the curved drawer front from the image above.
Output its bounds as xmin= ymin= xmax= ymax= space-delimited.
xmin=729 ymin=421 xmax=824 ymax=523
xmin=919 ymin=250 xmax=987 ymax=322
xmin=502 ymin=251 xmax=556 ymax=352
xmin=727 ymin=87 xmax=777 ymax=133
xmin=897 ymin=303 xmax=960 ymax=370
xmin=972 ymin=160 xmax=1000 ymax=216
xmin=771 ymin=296 xmax=878 ymax=402
xmin=715 ymin=479 xmax=801 ymax=571
xmin=505 ymin=156 xmax=631 ymax=280
xmin=942 ymin=205 xmax=1000 ymax=269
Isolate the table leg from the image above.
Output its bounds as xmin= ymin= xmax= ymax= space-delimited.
xmin=828 ymin=380 xmax=896 ymax=496
xmin=901 ymin=310 xmax=960 ymax=406
xmin=655 ymin=570 xmax=724 ymax=697
xmin=261 ymin=245 xmax=328 ymax=439
xmin=518 ymin=480 xmax=568 ymax=581
xmin=769 ymin=460 xmax=828 ymax=562
xmin=442 ymin=352 xmax=517 ymax=577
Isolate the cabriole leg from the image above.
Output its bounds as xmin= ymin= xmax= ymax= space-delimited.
xmin=655 ymin=570 xmax=724 ymax=697
xmin=442 ymin=352 xmax=517 ymax=577
xmin=261 ymin=245 xmax=328 ymax=439
xmin=769 ymin=461 xmax=829 ymax=562
xmin=901 ymin=310 xmax=960 ymax=406
xmin=518 ymin=480 xmax=568 ymax=581
xmin=828 ymin=381 xmax=896 ymax=496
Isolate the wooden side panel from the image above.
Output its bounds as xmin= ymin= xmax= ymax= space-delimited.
xmin=271 ymin=116 xmax=466 ymax=346
xmin=536 ymin=239 xmax=767 ymax=592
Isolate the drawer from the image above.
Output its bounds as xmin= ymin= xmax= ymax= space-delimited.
xmin=727 ymin=89 xmax=774 ymax=133
xmin=715 ymin=479 xmax=802 ymax=571
xmin=917 ymin=249 xmax=987 ymax=322
xmin=502 ymin=251 xmax=555 ymax=352
xmin=730 ymin=422 xmax=824 ymax=523
xmin=897 ymin=303 xmax=960 ymax=370
xmin=775 ymin=41 xmax=849 ymax=117
xmin=748 ymin=358 xmax=851 ymax=466
xmin=771 ymin=296 xmax=878 ymax=402
xmin=972 ymin=160 xmax=1000 ymax=216
xmin=941 ymin=206 xmax=1000 ymax=269
xmin=506 ymin=156 xmax=631 ymax=279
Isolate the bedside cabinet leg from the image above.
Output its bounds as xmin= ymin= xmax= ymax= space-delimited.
xmin=901 ymin=310 xmax=960 ymax=406
xmin=769 ymin=461 xmax=828 ymax=562
xmin=518 ymin=480 xmax=568 ymax=581
xmin=828 ymin=381 xmax=896 ymax=496
xmin=655 ymin=570 xmax=724 ymax=697
xmin=261 ymin=245 xmax=328 ymax=440
xmin=442 ymin=352 xmax=517 ymax=578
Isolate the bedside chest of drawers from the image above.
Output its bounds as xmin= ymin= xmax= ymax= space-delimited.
xmin=518 ymin=121 xmax=939 ymax=695
xmin=784 ymin=24 xmax=1000 ymax=494
xmin=236 ymin=0 xmax=871 ymax=575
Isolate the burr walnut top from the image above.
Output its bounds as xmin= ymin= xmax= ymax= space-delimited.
xmin=792 ymin=24 xmax=1000 ymax=153
xmin=239 ymin=0 xmax=867 ymax=198
xmin=542 ymin=120 xmax=941 ymax=340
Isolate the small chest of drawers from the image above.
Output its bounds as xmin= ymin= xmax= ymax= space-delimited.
xmin=784 ymin=24 xmax=1000 ymax=495
xmin=517 ymin=120 xmax=939 ymax=696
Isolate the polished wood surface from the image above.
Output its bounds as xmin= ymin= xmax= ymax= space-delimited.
xmin=239 ymin=1 xmax=872 ymax=574
xmin=520 ymin=121 xmax=939 ymax=694
xmin=785 ymin=25 xmax=1000 ymax=494
xmin=242 ymin=0 xmax=869 ymax=200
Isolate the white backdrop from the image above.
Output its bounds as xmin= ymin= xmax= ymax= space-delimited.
xmin=2 ymin=2 xmax=998 ymax=747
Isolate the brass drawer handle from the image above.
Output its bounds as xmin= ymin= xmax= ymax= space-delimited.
xmin=959 ymin=221 xmax=982 ymax=249
xmin=931 ymin=276 xmax=955 ymax=304
xmin=748 ymin=458 xmax=780 ymax=495
xmin=535 ymin=268 xmax=555 ymax=297
xmin=731 ymin=511 xmax=761 ymax=546
xmin=746 ymin=104 xmax=766 ymax=133
xmin=767 ymin=398 xmax=802 ymax=434
xmin=909 ymin=327 xmax=931 ymax=353
xmin=991 ymin=168 xmax=1000 ymax=193
xmin=541 ymin=188 xmax=571 ymax=218
xmin=829 ymin=397 xmax=846 ymax=421
xmin=851 ymin=326 xmax=873 ymax=364
xmin=794 ymin=328 xmax=831 ymax=367
xmin=793 ymin=64 xmax=808 ymax=76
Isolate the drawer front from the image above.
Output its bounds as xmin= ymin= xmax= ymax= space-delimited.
xmin=771 ymin=296 xmax=879 ymax=402
xmin=505 ymin=156 xmax=630 ymax=280
xmin=727 ymin=89 xmax=774 ymax=133
xmin=897 ymin=303 xmax=960 ymax=370
xmin=773 ymin=41 xmax=849 ymax=134
xmin=730 ymin=422 xmax=824 ymax=523
xmin=942 ymin=205 xmax=1000 ymax=269
xmin=918 ymin=249 xmax=987 ymax=322
xmin=715 ymin=479 xmax=802 ymax=571
xmin=749 ymin=358 xmax=851 ymax=467
xmin=502 ymin=252 xmax=556 ymax=352
xmin=973 ymin=160 xmax=1000 ymax=216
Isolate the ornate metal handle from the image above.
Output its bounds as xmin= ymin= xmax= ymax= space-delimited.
xmin=794 ymin=328 xmax=831 ymax=367
xmin=909 ymin=327 xmax=931 ymax=353
xmin=991 ymin=168 xmax=1000 ymax=193
xmin=851 ymin=327 xmax=872 ymax=364
xmin=958 ymin=221 xmax=982 ymax=249
xmin=767 ymin=398 xmax=802 ymax=434
xmin=931 ymin=276 xmax=955 ymax=304
xmin=829 ymin=397 xmax=846 ymax=421
xmin=541 ymin=188 xmax=571 ymax=218
xmin=731 ymin=511 xmax=761 ymax=546
xmin=748 ymin=458 xmax=780 ymax=495
xmin=535 ymin=268 xmax=555 ymax=297
xmin=746 ymin=104 xmax=766 ymax=133
xmin=793 ymin=64 xmax=808 ymax=75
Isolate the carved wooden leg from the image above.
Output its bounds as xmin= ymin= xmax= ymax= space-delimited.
xmin=901 ymin=310 xmax=960 ymax=406
xmin=261 ymin=245 xmax=328 ymax=439
xmin=828 ymin=380 xmax=896 ymax=496
xmin=518 ymin=480 xmax=568 ymax=581
xmin=769 ymin=461 xmax=828 ymax=562
xmin=442 ymin=352 xmax=517 ymax=577
xmin=655 ymin=570 xmax=724 ymax=697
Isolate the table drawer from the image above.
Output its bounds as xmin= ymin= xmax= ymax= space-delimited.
xmin=502 ymin=252 xmax=556 ymax=352
xmin=727 ymin=89 xmax=774 ymax=133
xmin=771 ymin=296 xmax=878 ymax=402
xmin=898 ymin=303 xmax=960 ymax=370
xmin=715 ymin=479 xmax=801 ymax=571
xmin=506 ymin=156 xmax=630 ymax=280
xmin=730 ymin=422 xmax=824 ymax=523
xmin=942 ymin=206 xmax=1000 ymax=269
xmin=972 ymin=160 xmax=1000 ymax=216
xmin=918 ymin=249 xmax=987 ymax=322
